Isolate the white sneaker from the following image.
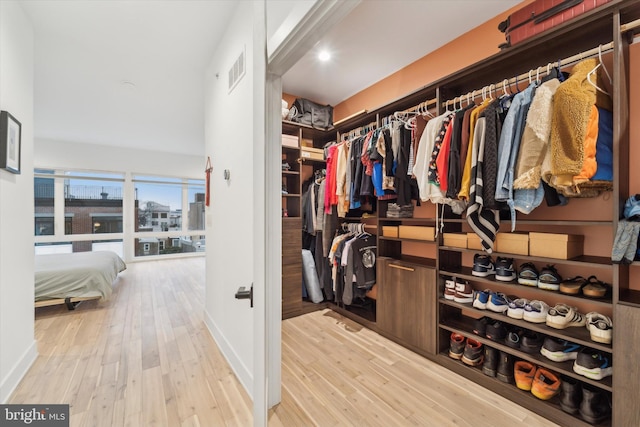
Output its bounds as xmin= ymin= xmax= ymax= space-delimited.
xmin=546 ymin=303 xmax=586 ymax=329
xmin=523 ymin=300 xmax=550 ymax=323
xmin=585 ymin=312 xmax=613 ymax=344
xmin=444 ymin=278 xmax=456 ymax=300
xmin=507 ymin=298 xmax=529 ymax=320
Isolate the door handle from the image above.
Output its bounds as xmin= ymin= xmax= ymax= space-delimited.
xmin=235 ymin=284 xmax=253 ymax=307
xmin=389 ymin=264 xmax=415 ymax=272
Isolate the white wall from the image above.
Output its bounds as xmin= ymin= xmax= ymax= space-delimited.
xmin=267 ymin=0 xmax=316 ymax=57
xmin=0 ymin=0 xmax=38 ymax=403
xmin=34 ymin=139 xmax=202 ymax=178
xmin=204 ymin=0 xmax=261 ymax=397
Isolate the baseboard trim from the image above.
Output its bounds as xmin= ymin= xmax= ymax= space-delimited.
xmin=203 ymin=310 xmax=253 ymax=399
xmin=0 ymin=340 xmax=38 ymax=403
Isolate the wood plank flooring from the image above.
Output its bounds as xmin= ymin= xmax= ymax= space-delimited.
xmin=10 ymin=258 xmax=559 ymax=426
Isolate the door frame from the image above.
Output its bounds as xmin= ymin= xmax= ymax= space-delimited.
xmin=259 ymin=1 xmax=361 ymax=426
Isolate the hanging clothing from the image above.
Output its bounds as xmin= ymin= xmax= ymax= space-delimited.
xmin=513 ymin=78 xmax=561 ymax=189
xmin=459 ymin=98 xmax=491 ymax=200
xmin=428 ymin=113 xmax=454 ymax=185
xmin=467 ymin=116 xmax=500 ymax=253
xmin=495 ymin=82 xmax=538 ymax=231
xmin=549 ymin=59 xmax=601 ymax=186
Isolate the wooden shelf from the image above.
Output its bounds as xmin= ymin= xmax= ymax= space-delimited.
xmin=282 ymin=170 xmax=300 ymax=176
xmin=438 ymin=266 xmax=613 ymax=309
xmin=442 ymin=218 xmax=613 ymax=227
xmin=436 ymin=354 xmax=611 ymax=427
xmin=378 ymin=217 xmax=436 ymax=223
xmin=439 ymin=247 xmax=613 ymax=268
xmin=439 ymin=298 xmax=612 ymax=353
xmin=379 ymin=236 xmax=437 ymax=245
xmin=440 ymin=318 xmax=612 ymax=392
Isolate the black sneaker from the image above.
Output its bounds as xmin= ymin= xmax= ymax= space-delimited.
xmin=520 ymin=331 xmax=544 ymax=354
xmin=495 ymin=257 xmax=516 ymax=282
xmin=472 ymin=254 xmax=495 ymax=277
xmin=485 ymin=320 xmax=507 ymax=342
xmin=518 ymin=262 xmax=539 ymax=287
xmin=573 ymin=347 xmax=612 ymax=380
xmin=461 ymin=338 xmax=484 ymax=366
xmin=538 ymin=264 xmax=562 ymax=291
xmin=472 ymin=316 xmax=489 ymax=337
xmin=449 ymin=333 xmax=465 ymax=360
xmin=540 ymin=337 xmax=580 ymax=362
xmin=505 ymin=328 xmax=523 ymax=349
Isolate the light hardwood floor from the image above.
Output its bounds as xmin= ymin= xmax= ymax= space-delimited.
xmin=11 ymin=258 xmax=559 ymax=426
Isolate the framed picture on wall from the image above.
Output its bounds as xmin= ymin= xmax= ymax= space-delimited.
xmin=0 ymin=110 xmax=22 ymax=174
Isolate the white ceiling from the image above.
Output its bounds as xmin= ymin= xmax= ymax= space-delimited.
xmin=20 ymin=0 xmax=521 ymax=157
xmin=282 ymin=0 xmax=522 ymax=106
xmin=21 ymin=0 xmax=238 ymax=156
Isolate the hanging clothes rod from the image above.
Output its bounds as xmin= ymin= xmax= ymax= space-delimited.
xmin=400 ymin=98 xmax=437 ymax=113
xmin=621 ymin=18 xmax=640 ymax=33
xmin=442 ymin=41 xmax=615 ymax=108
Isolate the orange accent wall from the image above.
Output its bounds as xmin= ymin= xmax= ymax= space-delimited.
xmin=282 ymin=92 xmax=297 ymax=109
xmin=333 ymin=1 xmax=536 ymax=121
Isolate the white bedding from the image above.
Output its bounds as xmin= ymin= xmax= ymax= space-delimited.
xmin=34 ymin=251 xmax=126 ymax=301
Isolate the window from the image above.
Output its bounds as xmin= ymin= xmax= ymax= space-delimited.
xmin=35 ymin=170 xmax=206 ymax=259
xmin=34 ymin=171 xmax=54 ymax=235
xmin=62 ymin=172 xmax=124 ymax=235
xmin=92 ymin=215 xmax=123 ymax=233
xmin=134 ymin=177 xmax=181 ymax=233
xmin=188 ymin=181 xmax=206 ymax=231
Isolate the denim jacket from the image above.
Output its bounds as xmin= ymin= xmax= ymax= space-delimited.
xmin=494 ymin=82 xmax=538 ymax=230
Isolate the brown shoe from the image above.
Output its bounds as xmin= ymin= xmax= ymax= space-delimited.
xmin=559 ymin=276 xmax=585 ymax=295
xmin=582 ymin=276 xmax=609 ymax=298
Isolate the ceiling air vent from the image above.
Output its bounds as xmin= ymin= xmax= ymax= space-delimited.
xmin=228 ymin=46 xmax=246 ymax=93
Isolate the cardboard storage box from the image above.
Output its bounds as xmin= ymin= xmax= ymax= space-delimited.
xmin=301 ymin=138 xmax=313 ymax=147
xmin=398 ymin=226 xmax=435 ymax=241
xmin=443 ymin=233 xmax=467 ymax=248
xmin=282 ymin=134 xmax=298 ymax=148
xmin=301 ymin=147 xmax=324 ymax=161
xmin=467 ymin=233 xmax=490 ymax=251
xmin=529 ymin=232 xmax=583 ymax=259
xmin=496 ymin=232 xmax=529 ymax=255
xmin=382 ymin=226 xmax=399 ymax=238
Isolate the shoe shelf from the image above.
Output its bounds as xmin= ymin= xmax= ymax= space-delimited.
xmin=442 ymin=218 xmax=613 ymax=227
xmin=439 ymin=317 xmax=613 ymax=392
xmin=439 ymin=266 xmax=613 ymax=309
xmin=439 ymin=298 xmax=612 ymax=354
xmin=438 ymin=247 xmax=613 ymax=269
xmin=435 ymin=353 xmax=610 ymax=427
xmin=379 ymin=236 xmax=438 ymax=245
xmin=378 ymin=217 xmax=437 ymax=224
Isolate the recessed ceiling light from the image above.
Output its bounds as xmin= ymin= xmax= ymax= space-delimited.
xmin=318 ymin=50 xmax=331 ymax=61
xmin=120 ymin=80 xmax=136 ymax=89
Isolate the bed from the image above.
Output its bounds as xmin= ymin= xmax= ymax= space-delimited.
xmin=34 ymin=251 xmax=126 ymax=310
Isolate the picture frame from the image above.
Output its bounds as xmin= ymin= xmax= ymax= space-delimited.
xmin=0 ymin=110 xmax=22 ymax=174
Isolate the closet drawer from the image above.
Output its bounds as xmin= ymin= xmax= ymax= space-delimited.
xmin=377 ymin=258 xmax=436 ymax=354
